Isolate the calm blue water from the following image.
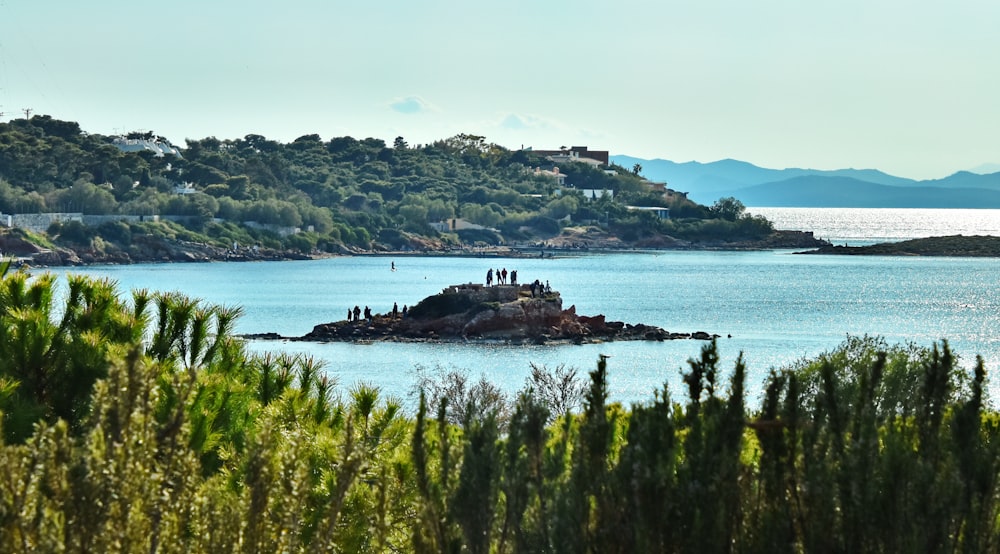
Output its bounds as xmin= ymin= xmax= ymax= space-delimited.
xmin=749 ymin=207 xmax=1000 ymax=246
xmin=58 ymin=217 xmax=1000 ymax=409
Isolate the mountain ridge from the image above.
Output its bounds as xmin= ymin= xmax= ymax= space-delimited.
xmin=613 ymin=155 xmax=1000 ymax=207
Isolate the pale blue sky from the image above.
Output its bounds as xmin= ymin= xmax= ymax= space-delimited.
xmin=1 ymin=0 xmax=997 ymax=179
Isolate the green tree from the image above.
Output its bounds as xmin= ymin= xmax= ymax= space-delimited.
xmin=0 ymin=270 xmax=146 ymax=441
xmin=399 ymin=203 xmax=430 ymax=228
xmin=48 ymin=182 xmax=118 ymax=214
xmin=710 ymin=196 xmax=746 ymax=222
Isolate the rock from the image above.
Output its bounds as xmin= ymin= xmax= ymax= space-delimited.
xmin=798 ymin=235 xmax=1000 ymax=257
xmin=288 ymin=283 xmax=716 ymax=344
xmin=31 ymin=248 xmax=83 ymax=266
xmin=0 ymin=235 xmax=42 ymax=255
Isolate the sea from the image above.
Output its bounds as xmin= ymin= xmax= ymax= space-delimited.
xmin=56 ymin=207 xmax=1000 ymax=410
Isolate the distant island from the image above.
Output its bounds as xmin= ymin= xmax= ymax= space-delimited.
xmin=613 ymin=155 xmax=1000 ymax=208
xmin=797 ymin=235 xmax=1000 ymax=257
xmin=248 ymin=282 xmax=717 ymax=344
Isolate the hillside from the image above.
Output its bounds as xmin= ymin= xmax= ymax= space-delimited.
xmin=0 ymin=116 xmax=822 ymax=265
xmin=615 ymin=155 xmax=1000 ymax=207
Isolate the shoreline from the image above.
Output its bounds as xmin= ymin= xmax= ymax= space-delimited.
xmin=18 ymin=232 xmax=832 ymax=268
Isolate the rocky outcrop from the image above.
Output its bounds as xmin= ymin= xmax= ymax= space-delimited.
xmin=798 ymin=235 xmax=1000 ymax=257
xmin=294 ymin=283 xmax=717 ymax=344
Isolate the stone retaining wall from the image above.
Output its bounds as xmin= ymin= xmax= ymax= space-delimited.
xmin=1 ymin=213 xmax=159 ymax=233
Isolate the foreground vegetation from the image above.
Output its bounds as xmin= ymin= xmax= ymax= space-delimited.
xmin=0 ymin=116 xmax=777 ymax=260
xmin=1 ymin=266 xmax=998 ymax=552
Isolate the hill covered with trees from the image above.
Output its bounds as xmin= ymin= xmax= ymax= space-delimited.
xmin=0 ymin=116 xmax=816 ymax=264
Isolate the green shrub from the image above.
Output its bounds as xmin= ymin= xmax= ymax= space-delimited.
xmin=2 ymin=266 xmax=997 ymax=553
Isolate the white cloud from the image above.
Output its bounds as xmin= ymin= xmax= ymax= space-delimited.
xmin=487 ymin=113 xmax=616 ymax=152
xmin=499 ymin=113 xmax=553 ymax=130
xmin=389 ymin=96 xmax=434 ymax=115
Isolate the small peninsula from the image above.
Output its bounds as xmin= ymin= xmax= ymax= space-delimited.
xmin=798 ymin=235 xmax=1000 ymax=257
xmin=254 ymin=283 xmax=717 ymax=345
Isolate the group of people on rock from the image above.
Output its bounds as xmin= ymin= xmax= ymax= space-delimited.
xmin=483 ymin=267 xmax=551 ymax=297
xmin=486 ymin=267 xmax=517 ymax=287
xmin=529 ymin=279 xmax=551 ymax=298
xmin=347 ymin=305 xmax=368 ymax=323
xmin=347 ymin=303 xmax=407 ymax=323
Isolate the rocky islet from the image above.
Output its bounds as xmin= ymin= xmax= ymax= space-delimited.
xmin=262 ymin=282 xmax=717 ymax=345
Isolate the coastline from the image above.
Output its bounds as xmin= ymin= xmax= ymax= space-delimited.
xmin=15 ymin=229 xmax=831 ymax=267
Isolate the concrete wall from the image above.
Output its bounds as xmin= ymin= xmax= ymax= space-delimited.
xmin=0 ymin=213 xmax=160 ymax=233
xmin=1 ymin=212 xmax=298 ymax=237
xmin=1 ymin=213 xmax=82 ymax=233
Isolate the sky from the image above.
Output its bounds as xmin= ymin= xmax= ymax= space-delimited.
xmin=1 ymin=0 xmax=998 ymax=180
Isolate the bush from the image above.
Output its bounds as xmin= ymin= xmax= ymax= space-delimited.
xmin=285 ymin=232 xmax=317 ymax=253
xmin=527 ymin=215 xmax=561 ymax=236
xmin=98 ymin=220 xmax=133 ymax=246
xmin=378 ymin=228 xmax=407 ymax=249
xmin=1 ymin=268 xmax=998 ymax=554
xmin=456 ymin=228 xmax=502 ymax=246
xmin=50 ymin=220 xmax=94 ymax=246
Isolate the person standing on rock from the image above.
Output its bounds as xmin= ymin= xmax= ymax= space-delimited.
xmin=511 ymin=270 xmax=517 ymax=285
xmin=353 ymin=305 xmax=361 ymax=322
xmin=392 ymin=302 xmax=399 ymax=319
xmin=486 ymin=268 xmax=493 ymax=286
xmin=501 ymin=268 xmax=508 ymax=285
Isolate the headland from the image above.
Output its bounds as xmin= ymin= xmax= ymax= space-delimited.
xmin=797 ymin=235 xmax=1000 ymax=257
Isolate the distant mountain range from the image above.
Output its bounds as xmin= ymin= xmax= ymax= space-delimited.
xmin=611 ymin=156 xmax=1000 ymax=208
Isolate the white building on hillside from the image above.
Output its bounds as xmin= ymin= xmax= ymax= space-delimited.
xmin=112 ymin=137 xmax=182 ymax=158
